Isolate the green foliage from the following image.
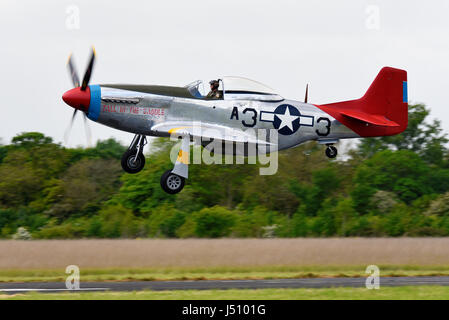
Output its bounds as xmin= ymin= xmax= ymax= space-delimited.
xmin=69 ymin=138 xmax=126 ymax=163
xmin=11 ymin=132 xmax=52 ymax=148
xmin=96 ymin=204 xmax=146 ymax=238
xmin=47 ymin=158 xmax=122 ymax=219
xmin=1 ymin=113 xmax=449 ymax=239
xmin=0 ymin=207 xmax=47 ymax=237
xmin=0 ymin=161 xmax=42 ymax=207
xmin=146 ymin=203 xmax=183 ymax=237
xmin=0 ymin=146 xmax=7 ymax=164
xmin=111 ymin=139 xmax=177 ymax=214
xmin=292 ymin=167 xmax=342 ymax=216
xmin=232 ymin=206 xmax=272 ymax=237
xmin=352 ymin=150 xmax=434 ymax=205
xmin=425 ymin=192 xmax=449 ymax=216
xmin=190 ymin=206 xmax=238 ymax=238
xmin=159 ymin=211 xmax=186 ymax=238
xmin=34 ymin=219 xmax=85 ymax=239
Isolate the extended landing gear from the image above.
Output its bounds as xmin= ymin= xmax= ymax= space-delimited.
xmin=159 ymin=133 xmax=190 ymax=194
xmin=121 ymin=133 xmax=189 ymax=194
xmin=121 ymin=150 xmax=145 ymax=173
xmin=318 ymin=139 xmax=339 ymax=159
xmin=325 ymin=145 xmax=338 ymax=159
xmin=160 ymin=170 xmax=185 ymax=194
xmin=121 ymin=134 xmax=147 ymax=174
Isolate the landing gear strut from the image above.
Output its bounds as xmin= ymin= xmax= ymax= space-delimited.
xmin=159 ymin=134 xmax=190 ymax=194
xmin=121 ymin=134 xmax=147 ymax=174
xmin=325 ymin=144 xmax=338 ymax=159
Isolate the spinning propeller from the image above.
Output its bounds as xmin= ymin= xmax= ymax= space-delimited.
xmin=63 ymin=47 xmax=96 ymax=146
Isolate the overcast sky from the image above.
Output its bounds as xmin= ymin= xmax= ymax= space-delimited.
xmin=1 ymin=0 xmax=448 ymax=147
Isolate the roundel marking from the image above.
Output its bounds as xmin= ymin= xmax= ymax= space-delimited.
xmin=273 ymin=104 xmax=301 ymax=135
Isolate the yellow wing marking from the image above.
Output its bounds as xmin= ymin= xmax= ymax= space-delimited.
xmin=168 ymin=126 xmax=191 ymax=134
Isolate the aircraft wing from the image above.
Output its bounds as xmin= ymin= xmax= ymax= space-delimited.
xmin=151 ymin=121 xmax=276 ymax=146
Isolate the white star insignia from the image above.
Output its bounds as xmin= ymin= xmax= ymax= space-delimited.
xmin=276 ymin=107 xmax=298 ymax=131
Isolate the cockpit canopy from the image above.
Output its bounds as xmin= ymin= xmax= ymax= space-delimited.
xmin=185 ymin=77 xmax=283 ymax=102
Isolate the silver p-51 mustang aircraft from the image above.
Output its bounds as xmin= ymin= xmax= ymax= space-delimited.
xmin=62 ymin=48 xmax=408 ymax=194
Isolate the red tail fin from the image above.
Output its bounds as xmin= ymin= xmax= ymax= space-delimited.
xmin=316 ymin=67 xmax=408 ymax=137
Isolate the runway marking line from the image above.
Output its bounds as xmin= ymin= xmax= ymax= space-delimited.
xmin=0 ymin=288 xmax=109 ymax=292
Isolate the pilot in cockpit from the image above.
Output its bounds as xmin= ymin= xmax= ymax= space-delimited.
xmin=206 ymin=80 xmax=222 ymax=99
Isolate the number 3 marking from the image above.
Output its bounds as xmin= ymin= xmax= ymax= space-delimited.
xmin=242 ymin=108 xmax=257 ymax=127
xmin=316 ymin=117 xmax=331 ymax=136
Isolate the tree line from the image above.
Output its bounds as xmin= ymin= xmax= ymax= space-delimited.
xmin=1 ymin=103 xmax=449 ymax=239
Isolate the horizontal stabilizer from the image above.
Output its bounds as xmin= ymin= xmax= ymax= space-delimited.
xmin=339 ymin=110 xmax=399 ymax=127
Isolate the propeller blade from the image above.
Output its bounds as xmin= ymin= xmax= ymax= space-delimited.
xmin=64 ymin=48 xmax=96 ymax=146
xmin=83 ymin=113 xmax=92 ymax=147
xmin=64 ymin=109 xmax=78 ymax=144
xmin=304 ymin=84 xmax=309 ymax=104
xmin=67 ymin=54 xmax=80 ymax=88
xmin=81 ymin=47 xmax=96 ymax=91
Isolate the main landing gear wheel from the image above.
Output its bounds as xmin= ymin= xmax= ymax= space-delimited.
xmin=160 ymin=170 xmax=185 ymax=194
xmin=121 ymin=150 xmax=145 ymax=173
xmin=325 ymin=145 xmax=338 ymax=158
xmin=122 ymin=134 xmax=147 ymax=174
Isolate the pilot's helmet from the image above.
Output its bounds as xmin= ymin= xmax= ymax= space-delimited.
xmin=209 ymin=80 xmax=219 ymax=89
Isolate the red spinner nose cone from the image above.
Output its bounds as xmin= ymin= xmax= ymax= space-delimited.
xmin=62 ymin=86 xmax=91 ymax=112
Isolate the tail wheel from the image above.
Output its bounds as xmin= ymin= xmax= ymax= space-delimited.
xmin=160 ymin=170 xmax=185 ymax=194
xmin=325 ymin=146 xmax=338 ymax=159
xmin=121 ymin=149 xmax=145 ymax=173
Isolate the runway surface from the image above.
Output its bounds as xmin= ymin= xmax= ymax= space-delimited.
xmin=1 ymin=276 xmax=449 ymax=293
